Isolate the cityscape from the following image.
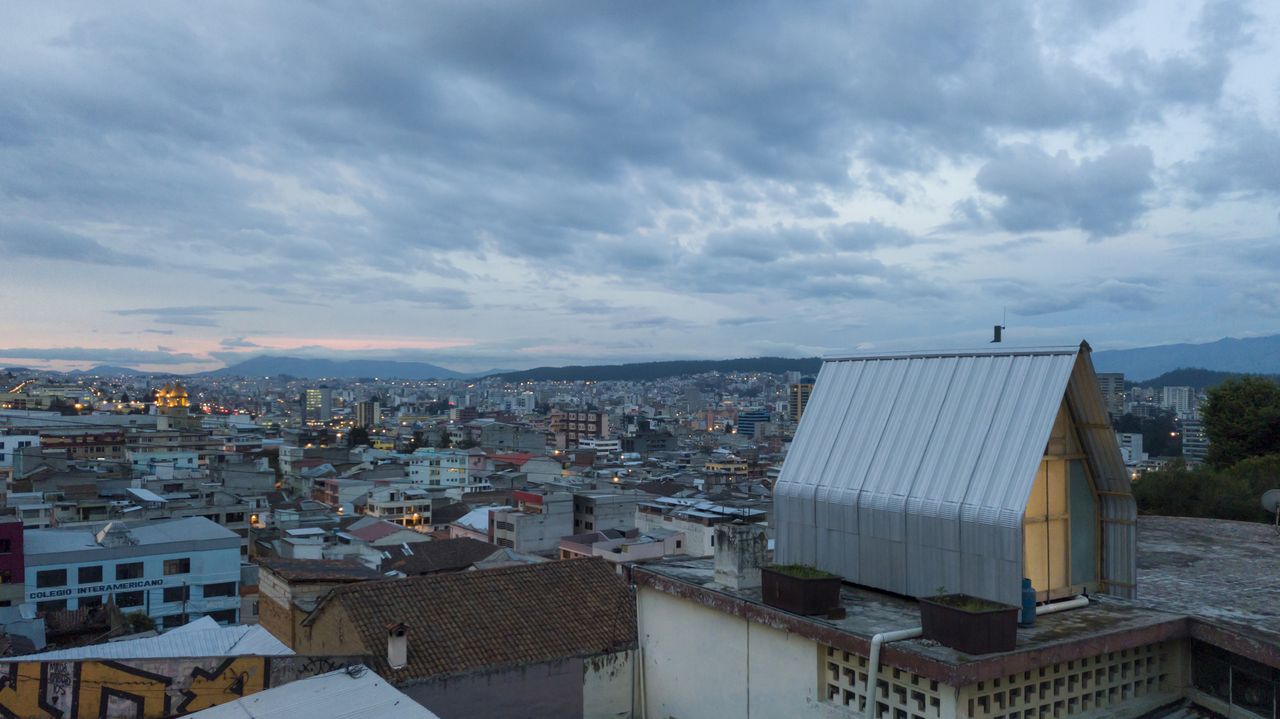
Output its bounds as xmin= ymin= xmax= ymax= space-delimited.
xmin=2 ymin=2 xmax=1279 ymax=719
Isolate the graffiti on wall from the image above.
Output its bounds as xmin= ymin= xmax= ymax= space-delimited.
xmin=0 ymin=655 xmax=364 ymax=719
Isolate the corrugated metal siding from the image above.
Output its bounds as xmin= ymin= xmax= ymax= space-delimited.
xmin=774 ymin=343 xmax=1135 ymax=605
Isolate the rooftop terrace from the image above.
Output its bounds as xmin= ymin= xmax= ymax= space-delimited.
xmin=633 ymin=515 xmax=1280 ymax=686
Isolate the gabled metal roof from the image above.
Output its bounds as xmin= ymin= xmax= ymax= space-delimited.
xmin=774 ymin=342 xmax=1136 ymax=605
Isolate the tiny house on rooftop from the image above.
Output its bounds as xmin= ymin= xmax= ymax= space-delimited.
xmin=773 ymin=342 xmax=1136 ymax=606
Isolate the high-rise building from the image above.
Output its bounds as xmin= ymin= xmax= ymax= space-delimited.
xmin=789 ymin=378 xmax=814 ymax=424
xmin=1095 ymin=373 xmax=1125 ymax=419
xmin=1181 ymin=418 xmax=1209 ymax=464
xmin=1161 ymin=386 xmax=1195 ymax=418
xmin=736 ymin=409 xmax=770 ymax=439
xmin=354 ymin=400 xmax=381 ymax=428
xmin=302 ymin=388 xmax=333 ymax=424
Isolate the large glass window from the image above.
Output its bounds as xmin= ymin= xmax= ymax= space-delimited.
xmin=36 ymin=569 xmax=67 ymax=588
xmin=37 ymin=599 xmax=67 ymax=613
xmin=163 ymin=586 xmax=189 ymax=603
xmin=78 ymin=565 xmax=103 ymax=584
xmin=116 ymin=562 xmax=144 ymax=580
xmin=201 ymin=582 xmax=236 ymax=598
xmin=1023 ymin=404 xmax=1099 ymax=600
xmin=115 ymin=591 xmax=144 ymax=608
xmin=163 ymin=558 xmax=190 ymax=576
xmin=207 ymin=609 xmax=237 ymax=624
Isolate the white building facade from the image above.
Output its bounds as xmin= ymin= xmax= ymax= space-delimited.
xmin=24 ymin=517 xmax=242 ymax=629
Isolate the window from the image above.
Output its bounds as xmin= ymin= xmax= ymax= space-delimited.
xmin=585 ymin=522 xmax=593 ymax=530
xmin=201 ymin=582 xmax=236 ymax=598
xmin=163 ymin=558 xmax=190 ymax=576
xmin=207 ymin=609 xmax=237 ymax=624
xmin=80 ymin=595 xmax=103 ymax=608
xmin=79 ymin=565 xmax=103 ymax=584
xmin=676 ymin=540 xmax=682 ymax=549
xmin=114 ymin=591 xmax=144 ymax=608
xmin=162 ymin=614 xmax=188 ymax=629
xmin=0 ymin=538 xmax=9 ymax=554
xmin=225 ymin=512 xmax=245 ymax=524
xmin=116 ymin=562 xmax=144 ymax=580
xmin=0 ymin=570 xmax=9 ymax=584
xmin=37 ymin=599 xmax=67 ymax=613
xmin=36 ymin=569 xmax=67 ymax=588
xmin=163 ymin=586 xmax=189 ymax=603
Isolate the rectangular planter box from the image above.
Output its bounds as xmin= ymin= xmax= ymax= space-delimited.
xmin=761 ymin=567 xmax=842 ymax=615
xmin=919 ymin=594 xmax=1018 ymax=654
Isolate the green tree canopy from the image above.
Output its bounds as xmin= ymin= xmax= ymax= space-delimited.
xmin=1202 ymin=376 xmax=1280 ymax=467
xmin=347 ymin=426 xmax=370 ymax=447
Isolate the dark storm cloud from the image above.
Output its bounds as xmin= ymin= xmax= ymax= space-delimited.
xmin=220 ymin=337 xmax=262 ymax=349
xmin=0 ymin=347 xmax=201 ymax=365
xmin=0 ymin=0 xmax=1228 ymax=289
xmin=994 ymin=277 xmax=1162 ymax=316
xmin=113 ymin=305 xmax=258 ymax=327
xmin=1115 ymin=0 xmax=1256 ymax=107
xmin=973 ymin=145 xmax=1155 ymax=238
xmin=1180 ymin=116 xmax=1280 ymax=202
xmin=0 ymin=219 xmax=149 ymax=266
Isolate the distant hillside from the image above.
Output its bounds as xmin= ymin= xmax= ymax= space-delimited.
xmin=1093 ymin=334 xmax=1280 ymax=378
xmin=1130 ymin=367 xmax=1280 ymax=389
xmin=211 ymin=356 xmax=468 ymax=380
xmin=490 ymin=356 xmax=822 ymax=382
xmin=69 ymin=365 xmax=145 ymax=377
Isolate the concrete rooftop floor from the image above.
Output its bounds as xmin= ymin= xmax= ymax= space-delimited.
xmin=636 ymin=515 xmax=1280 ymax=673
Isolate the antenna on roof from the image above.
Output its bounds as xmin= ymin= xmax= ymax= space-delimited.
xmin=991 ymin=307 xmax=1007 ymax=343
xmin=1261 ymin=489 xmax=1280 ymax=536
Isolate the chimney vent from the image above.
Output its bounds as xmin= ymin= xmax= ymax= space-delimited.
xmin=387 ymin=622 xmax=408 ymax=669
xmin=713 ymin=522 xmax=767 ymax=590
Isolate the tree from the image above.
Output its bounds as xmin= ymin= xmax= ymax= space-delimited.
xmin=348 ymin=426 xmax=370 ymax=448
xmin=1132 ymin=454 xmax=1280 ymax=523
xmin=1112 ymin=411 xmax=1181 ymax=457
xmin=1201 ymin=376 xmax=1280 ymax=468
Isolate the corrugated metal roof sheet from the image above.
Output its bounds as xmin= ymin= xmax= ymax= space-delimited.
xmin=18 ymin=617 xmax=293 ymax=660
xmin=774 ymin=342 xmax=1136 ymax=605
xmin=187 ymin=666 xmax=439 ymax=719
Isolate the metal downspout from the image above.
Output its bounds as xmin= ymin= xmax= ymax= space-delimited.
xmin=862 ymin=596 xmax=1086 ymax=719
xmin=864 ymin=627 xmax=922 ymax=719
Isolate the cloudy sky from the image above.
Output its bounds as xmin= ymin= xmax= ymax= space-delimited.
xmin=2 ymin=1 xmax=1278 ymax=373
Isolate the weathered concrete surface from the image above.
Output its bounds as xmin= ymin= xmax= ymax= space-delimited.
xmin=1134 ymin=515 xmax=1280 ymax=638
xmin=633 ymin=515 xmax=1280 ymax=684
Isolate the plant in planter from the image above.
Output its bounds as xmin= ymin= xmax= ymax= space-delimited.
xmin=761 ymin=564 xmax=842 ymax=615
xmin=919 ymin=593 xmax=1019 ymax=654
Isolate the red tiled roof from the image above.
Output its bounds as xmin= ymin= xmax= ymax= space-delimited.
xmin=487 ymin=452 xmax=537 ymax=466
xmin=258 ymin=558 xmax=383 ymax=583
xmin=381 ymin=537 xmax=500 ymax=575
xmin=308 ymin=557 xmax=635 ymax=680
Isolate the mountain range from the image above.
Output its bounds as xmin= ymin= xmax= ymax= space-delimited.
xmin=1091 ymin=334 xmax=1280 ymax=381
xmin=205 ymin=356 xmax=489 ymax=380
xmin=21 ymin=333 xmax=1280 ymax=382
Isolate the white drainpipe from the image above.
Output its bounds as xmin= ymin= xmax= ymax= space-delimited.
xmin=1037 ymin=594 xmax=1089 ymax=615
xmin=864 ymin=627 xmax=922 ymax=719
xmin=863 ymin=595 xmax=1088 ymax=719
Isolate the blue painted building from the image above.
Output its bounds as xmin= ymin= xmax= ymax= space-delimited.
xmin=24 ymin=516 xmax=242 ymax=629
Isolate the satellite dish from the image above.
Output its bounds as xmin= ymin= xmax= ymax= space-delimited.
xmin=1262 ymin=489 xmax=1280 ymax=513
xmin=1264 ymin=490 xmax=1280 ymax=537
